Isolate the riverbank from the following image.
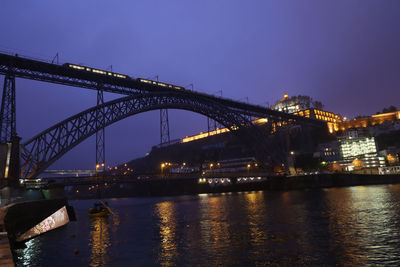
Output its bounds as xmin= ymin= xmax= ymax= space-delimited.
xmin=0 ymin=235 xmax=13 ymax=267
xmin=0 ymin=207 xmax=13 ymax=267
xmin=64 ymin=173 xmax=400 ymax=199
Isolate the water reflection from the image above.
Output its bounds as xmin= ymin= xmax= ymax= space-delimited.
xmin=89 ymin=216 xmax=111 ymax=267
xmin=155 ymin=201 xmax=178 ymax=266
xmin=208 ymin=196 xmax=229 ymax=246
xmin=348 ymin=186 xmax=400 ymax=265
xmin=17 ymin=238 xmax=41 ymax=266
xmin=244 ymin=192 xmax=268 ymax=263
xmin=11 ymin=185 xmax=400 ymax=266
xmin=323 ymin=187 xmax=365 ymax=265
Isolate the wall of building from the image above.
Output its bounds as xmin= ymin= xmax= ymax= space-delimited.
xmin=339 ymin=111 xmax=400 ymax=131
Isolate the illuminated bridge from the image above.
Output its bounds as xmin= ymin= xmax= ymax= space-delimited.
xmin=0 ymin=52 xmax=326 ymax=179
xmin=43 ymin=170 xmax=96 ymax=176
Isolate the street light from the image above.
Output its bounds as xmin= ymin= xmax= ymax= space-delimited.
xmin=161 ymin=163 xmax=165 ymax=177
xmin=95 ymin=164 xmax=100 ymax=175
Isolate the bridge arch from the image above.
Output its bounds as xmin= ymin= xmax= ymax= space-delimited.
xmin=21 ymin=91 xmax=277 ymax=178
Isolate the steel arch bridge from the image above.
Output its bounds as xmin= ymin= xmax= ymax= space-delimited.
xmin=20 ymin=91 xmax=285 ymax=178
xmin=0 ymin=52 xmax=326 ymax=179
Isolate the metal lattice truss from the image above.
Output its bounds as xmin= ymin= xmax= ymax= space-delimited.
xmin=95 ymin=88 xmax=105 ymax=173
xmin=160 ymin=109 xmax=170 ymax=145
xmin=0 ymin=74 xmax=16 ymax=142
xmin=0 ymin=54 xmax=139 ymax=95
xmin=0 ymin=53 xmax=325 ymax=178
xmin=20 ymin=91 xmax=286 ymax=178
xmin=0 ymin=53 xmax=318 ymax=125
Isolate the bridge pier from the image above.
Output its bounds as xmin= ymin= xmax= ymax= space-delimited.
xmin=0 ymin=74 xmax=19 ymax=185
xmin=0 ymin=74 xmax=16 ymax=143
xmin=0 ymin=136 xmax=21 ymax=184
xmin=160 ymin=109 xmax=170 ymax=144
xmin=96 ymin=87 xmax=105 ymax=175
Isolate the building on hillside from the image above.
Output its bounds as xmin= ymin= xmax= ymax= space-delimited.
xmin=316 ymin=141 xmax=341 ymax=162
xmin=293 ymin=108 xmax=342 ymax=133
xmin=271 ymin=94 xmax=343 ymax=133
xmin=339 ymin=111 xmax=400 ymax=132
xmin=339 ymin=137 xmax=377 ymax=158
xmin=182 ymin=128 xmax=230 ymax=143
xmin=338 ymin=136 xmax=385 ymax=171
xmin=272 ymin=94 xmax=323 ymax=114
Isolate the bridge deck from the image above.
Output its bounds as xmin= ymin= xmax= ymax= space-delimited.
xmin=0 ymin=52 xmax=319 ymax=123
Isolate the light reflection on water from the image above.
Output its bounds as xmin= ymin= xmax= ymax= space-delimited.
xmin=17 ymin=238 xmax=42 ymax=266
xmin=89 ymin=216 xmax=110 ymax=267
xmin=89 ymin=210 xmax=120 ymax=267
xmin=12 ymin=184 xmax=400 ymax=266
xmin=155 ymin=201 xmax=178 ymax=266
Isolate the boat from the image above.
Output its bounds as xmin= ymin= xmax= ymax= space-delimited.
xmin=88 ymin=201 xmax=111 ymax=218
xmin=3 ymin=198 xmax=75 ymax=243
xmin=88 ymin=209 xmax=108 ymax=217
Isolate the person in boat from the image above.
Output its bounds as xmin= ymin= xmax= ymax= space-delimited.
xmin=89 ymin=203 xmax=107 ymax=214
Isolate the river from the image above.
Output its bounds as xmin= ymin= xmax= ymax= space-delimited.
xmin=13 ymin=184 xmax=400 ymax=266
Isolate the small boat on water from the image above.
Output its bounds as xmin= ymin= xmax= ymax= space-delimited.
xmin=88 ymin=202 xmax=109 ymax=218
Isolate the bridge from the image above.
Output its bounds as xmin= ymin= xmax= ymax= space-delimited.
xmin=43 ymin=170 xmax=96 ymax=176
xmin=0 ymin=52 xmax=326 ymax=180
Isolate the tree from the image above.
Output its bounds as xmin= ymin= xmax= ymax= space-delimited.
xmin=382 ymin=105 xmax=397 ymax=113
xmin=313 ymin=100 xmax=324 ymax=110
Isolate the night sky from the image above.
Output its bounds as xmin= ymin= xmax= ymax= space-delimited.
xmin=1 ymin=1 xmax=399 ymax=170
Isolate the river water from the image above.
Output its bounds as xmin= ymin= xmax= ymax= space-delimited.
xmin=13 ymin=184 xmax=400 ymax=266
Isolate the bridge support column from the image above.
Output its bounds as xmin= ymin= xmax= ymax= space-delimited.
xmin=160 ymin=109 xmax=170 ymax=145
xmin=207 ymin=117 xmax=214 ymax=134
xmin=0 ymin=75 xmax=19 ymax=183
xmin=96 ymin=88 xmax=105 ymax=175
xmin=0 ymin=136 xmax=20 ymax=183
xmin=284 ymin=128 xmax=296 ymax=175
xmin=0 ymin=75 xmax=16 ymax=143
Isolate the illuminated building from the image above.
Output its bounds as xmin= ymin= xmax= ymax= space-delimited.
xmin=270 ymin=94 xmax=342 ymax=133
xmin=272 ymin=94 xmax=302 ymax=113
xmin=179 ymin=96 xmax=397 ymax=146
xmin=293 ymin=108 xmax=342 ymax=133
xmin=339 ymin=137 xmax=377 ymax=158
xmin=340 ymin=155 xmax=386 ymax=171
xmin=338 ymin=136 xmax=385 ymax=170
xmin=379 ymin=166 xmax=400 ymax=175
xmin=271 ymin=94 xmax=324 ymax=114
xmin=318 ymin=142 xmax=341 ymax=162
xmin=182 ymin=128 xmax=230 ymax=143
xmin=179 ymin=94 xmax=341 ymax=144
xmin=339 ymin=111 xmax=400 ymax=131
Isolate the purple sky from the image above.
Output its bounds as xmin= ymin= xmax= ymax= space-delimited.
xmin=1 ymin=1 xmax=400 ymax=170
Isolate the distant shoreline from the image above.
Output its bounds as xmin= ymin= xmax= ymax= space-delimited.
xmin=63 ymin=173 xmax=400 ymax=200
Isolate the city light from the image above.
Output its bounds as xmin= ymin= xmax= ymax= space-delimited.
xmin=340 ymin=137 xmax=377 ymax=158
